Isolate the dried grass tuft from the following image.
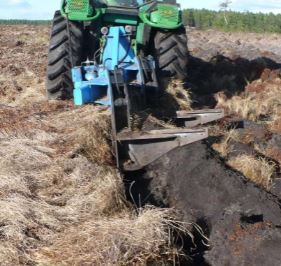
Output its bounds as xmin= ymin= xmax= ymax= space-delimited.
xmin=227 ymin=155 xmax=275 ymax=190
xmin=159 ymin=80 xmax=192 ymax=113
xmin=36 ymin=207 xmax=190 ymax=266
xmin=166 ymin=80 xmax=192 ymax=111
xmin=77 ymin=112 xmax=113 ymax=165
xmin=216 ymin=86 xmax=281 ymax=121
xmin=212 ymin=129 xmax=239 ymax=157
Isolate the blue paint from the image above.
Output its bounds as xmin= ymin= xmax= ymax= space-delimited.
xmin=72 ymin=26 xmax=154 ymax=106
xmin=103 ymin=27 xmax=136 ymax=71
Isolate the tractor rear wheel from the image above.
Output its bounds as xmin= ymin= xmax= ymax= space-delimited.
xmin=154 ymin=27 xmax=188 ymax=83
xmin=46 ymin=11 xmax=84 ymax=100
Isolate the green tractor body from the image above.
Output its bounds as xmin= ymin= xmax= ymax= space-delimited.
xmin=46 ymin=0 xmax=188 ymax=100
xmin=59 ymin=0 xmax=183 ymax=51
xmin=61 ymin=0 xmax=182 ymax=28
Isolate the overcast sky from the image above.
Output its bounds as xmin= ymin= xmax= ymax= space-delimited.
xmin=0 ymin=0 xmax=281 ymax=20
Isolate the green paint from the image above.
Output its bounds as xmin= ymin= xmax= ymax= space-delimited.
xmin=103 ymin=14 xmax=138 ymax=25
xmin=59 ymin=0 xmax=183 ymax=52
xmin=105 ymin=0 xmax=141 ymax=7
xmin=60 ymin=0 xmax=102 ymax=21
xmin=136 ymin=22 xmax=145 ymax=45
xmin=139 ymin=3 xmax=182 ymax=29
xmin=60 ymin=0 xmax=182 ymax=29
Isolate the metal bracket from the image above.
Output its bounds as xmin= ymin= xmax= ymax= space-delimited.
xmin=177 ymin=109 xmax=225 ymax=128
xmin=117 ymin=128 xmax=208 ymax=171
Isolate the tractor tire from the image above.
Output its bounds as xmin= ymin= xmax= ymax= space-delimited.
xmin=46 ymin=11 xmax=84 ymax=100
xmin=154 ymin=26 xmax=188 ymax=82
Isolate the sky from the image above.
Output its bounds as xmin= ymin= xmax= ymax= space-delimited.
xmin=0 ymin=0 xmax=281 ymax=20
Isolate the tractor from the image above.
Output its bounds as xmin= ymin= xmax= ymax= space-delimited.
xmin=46 ymin=0 xmax=224 ymax=170
xmin=46 ymin=0 xmax=188 ymax=100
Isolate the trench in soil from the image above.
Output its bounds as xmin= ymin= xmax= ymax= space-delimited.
xmin=123 ymin=162 xmax=212 ymax=265
xmin=123 ymin=139 xmax=281 ymax=265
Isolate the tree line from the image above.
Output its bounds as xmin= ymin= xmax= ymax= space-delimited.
xmin=182 ymin=9 xmax=281 ymax=33
xmin=1 ymin=9 xmax=281 ymax=33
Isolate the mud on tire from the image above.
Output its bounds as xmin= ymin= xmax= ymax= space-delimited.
xmin=154 ymin=26 xmax=188 ymax=82
xmin=46 ymin=11 xmax=84 ymax=100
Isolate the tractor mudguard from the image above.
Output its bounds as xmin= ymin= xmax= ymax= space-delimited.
xmin=139 ymin=2 xmax=182 ymax=30
xmin=60 ymin=0 xmax=103 ymax=21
